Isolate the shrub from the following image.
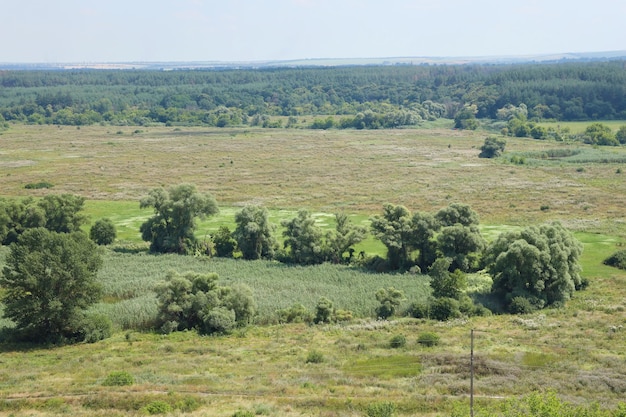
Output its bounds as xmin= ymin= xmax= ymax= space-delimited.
xmin=202 ymin=307 xmax=236 ymax=334
xmin=407 ymin=301 xmax=430 ymax=319
xmin=375 ymin=287 xmax=404 ymax=319
xmin=429 ymin=297 xmax=460 ymax=321
xmin=306 ymin=350 xmax=324 ymax=364
xmin=24 ymin=181 xmax=54 ymax=189
xmin=232 ymin=411 xmax=255 ymax=417
xmin=366 ymin=401 xmax=396 ymax=417
xmin=604 ymin=249 xmax=626 ymax=270
xmin=143 ymin=400 xmax=172 ymax=415
xmin=276 ymin=303 xmax=313 ymax=324
xmin=389 ymin=334 xmax=406 ymax=349
xmin=509 ymin=296 xmax=536 ymax=314
xmin=90 ymin=218 xmax=117 ymax=245
xmin=79 ymin=313 xmax=113 ymax=343
xmin=314 ymin=297 xmax=334 ymax=324
xmin=417 ymin=332 xmax=440 ymax=347
xmin=102 ymin=371 xmax=134 ymax=386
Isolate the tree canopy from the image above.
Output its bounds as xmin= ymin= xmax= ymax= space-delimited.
xmin=0 ymin=228 xmax=103 ymax=343
xmin=233 ymin=205 xmax=277 ymax=260
xmin=139 ymin=184 xmax=219 ymax=254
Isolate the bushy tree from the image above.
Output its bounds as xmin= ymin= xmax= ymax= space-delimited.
xmin=435 ymin=203 xmax=480 ymax=227
xmin=428 ymin=258 xmax=467 ymax=300
xmin=375 ymin=287 xmax=405 ymax=319
xmin=0 ymin=228 xmax=103 ymax=343
xmin=38 ymin=194 xmax=88 ymax=233
xmin=409 ymin=211 xmax=440 ymax=271
xmin=213 ymin=225 xmax=237 ymax=257
xmin=155 ymin=270 xmax=255 ymax=334
xmin=583 ymin=122 xmax=618 ymax=146
xmin=436 ymin=224 xmax=486 ymax=272
xmin=139 ymin=184 xmax=218 ymax=254
xmin=324 ymin=212 xmax=367 ymax=263
xmin=370 ymin=203 xmax=414 ymax=270
xmin=616 ymin=125 xmax=626 ymax=144
xmin=89 ymin=218 xmax=117 ymax=245
xmin=233 ymin=205 xmax=277 ymax=260
xmin=0 ymin=197 xmax=46 ymax=245
xmin=454 ymin=104 xmax=478 ymax=130
xmin=281 ymin=209 xmax=324 ymax=265
xmin=484 ymin=222 xmax=583 ymax=311
xmin=479 ymin=136 xmax=507 ymax=158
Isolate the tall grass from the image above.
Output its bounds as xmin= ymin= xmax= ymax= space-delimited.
xmin=94 ymin=250 xmax=432 ymax=328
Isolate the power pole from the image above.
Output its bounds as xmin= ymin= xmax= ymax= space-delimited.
xmin=470 ymin=328 xmax=474 ymax=417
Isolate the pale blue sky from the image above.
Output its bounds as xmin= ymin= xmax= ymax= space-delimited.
xmin=2 ymin=0 xmax=624 ymax=63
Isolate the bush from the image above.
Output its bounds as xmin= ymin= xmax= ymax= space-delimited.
xmin=429 ymin=297 xmax=460 ymax=321
xmin=389 ymin=334 xmax=406 ymax=349
xmin=102 ymin=371 xmax=134 ymax=386
xmin=417 ymin=332 xmax=440 ymax=347
xmin=508 ymin=296 xmax=536 ymax=314
xmin=79 ymin=313 xmax=113 ymax=343
xmin=202 ymin=307 xmax=236 ymax=334
xmin=24 ymin=181 xmax=54 ymax=189
xmin=276 ymin=303 xmax=313 ymax=324
xmin=306 ymin=350 xmax=324 ymax=364
xmin=143 ymin=400 xmax=172 ymax=415
xmin=366 ymin=401 xmax=396 ymax=417
xmin=90 ymin=218 xmax=117 ymax=245
xmin=604 ymin=249 xmax=626 ymax=270
xmin=314 ymin=297 xmax=334 ymax=324
xmin=407 ymin=301 xmax=430 ymax=319
xmin=232 ymin=411 xmax=255 ymax=417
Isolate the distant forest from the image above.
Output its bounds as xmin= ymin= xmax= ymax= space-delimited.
xmin=1 ymin=61 xmax=625 ymax=128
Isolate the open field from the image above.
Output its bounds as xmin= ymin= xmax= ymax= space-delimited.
xmin=1 ymin=125 xmax=626 ymax=416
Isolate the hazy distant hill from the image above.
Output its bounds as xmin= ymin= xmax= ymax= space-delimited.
xmin=1 ymin=50 xmax=625 ymax=70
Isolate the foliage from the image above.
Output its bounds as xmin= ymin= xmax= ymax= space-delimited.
xmin=102 ymin=371 xmax=134 ymax=386
xmin=616 ymin=126 xmax=626 ymax=144
xmin=389 ymin=334 xmax=407 ymax=348
xmin=366 ymin=401 xmax=396 ymax=417
xmin=454 ymin=104 xmax=478 ymax=129
xmin=24 ymin=181 xmax=54 ymax=189
xmin=429 ymin=297 xmax=461 ymax=321
xmin=314 ymin=297 xmax=334 ymax=324
xmin=139 ymin=183 xmax=219 ymax=254
xmin=429 ymin=258 xmax=467 ymax=299
xmin=604 ymin=249 xmax=626 ymax=270
xmin=154 ymin=270 xmax=255 ymax=334
xmin=370 ymin=203 xmax=415 ymax=270
xmin=213 ymin=225 xmax=236 ymax=257
xmin=89 ymin=218 xmax=117 ymax=245
xmin=479 ymin=136 xmax=507 ymax=158
xmin=79 ymin=313 xmax=113 ymax=343
xmin=583 ymin=122 xmax=618 ymax=146
xmin=484 ymin=222 xmax=583 ymax=310
xmin=375 ymin=287 xmax=405 ymax=319
xmin=281 ymin=209 xmax=324 ymax=265
xmin=417 ymin=331 xmax=440 ymax=347
xmin=305 ymin=350 xmax=325 ymax=364
xmin=324 ymin=212 xmax=367 ymax=264
xmin=233 ymin=205 xmax=277 ymax=260
xmin=276 ymin=303 xmax=313 ymax=324
xmin=39 ymin=194 xmax=88 ymax=233
xmin=143 ymin=400 xmax=172 ymax=415
xmin=0 ymin=228 xmax=102 ymax=343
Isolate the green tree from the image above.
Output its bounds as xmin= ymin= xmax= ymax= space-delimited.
xmin=370 ymin=203 xmax=414 ymax=270
xmin=89 ymin=218 xmax=117 ymax=245
xmin=233 ymin=205 xmax=277 ymax=260
xmin=139 ymin=184 xmax=219 ymax=254
xmin=484 ymin=222 xmax=583 ymax=311
xmin=0 ymin=197 xmax=46 ymax=245
xmin=583 ymin=122 xmax=618 ymax=146
xmin=375 ymin=287 xmax=405 ymax=319
xmin=38 ymin=194 xmax=87 ymax=233
xmin=0 ymin=228 xmax=103 ymax=343
xmin=409 ymin=211 xmax=440 ymax=271
xmin=428 ymin=258 xmax=467 ymax=299
xmin=454 ymin=104 xmax=478 ymax=130
xmin=324 ymin=212 xmax=367 ymax=263
xmin=281 ymin=209 xmax=324 ymax=265
xmin=479 ymin=137 xmax=507 ymax=158
xmin=436 ymin=224 xmax=486 ymax=272
xmin=212 ymin=225 xmax=237 ymax=257
xmin=616 ymin=125 xmax=626 ymax=144
xmin=435 ymin=203 xmax=480 ymax=227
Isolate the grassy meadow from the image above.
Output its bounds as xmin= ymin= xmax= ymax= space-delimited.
xmin=1 ymin=124 xmax=626 ymax=416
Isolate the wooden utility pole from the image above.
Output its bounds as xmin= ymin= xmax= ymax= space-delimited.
xmin=470 ymin=329 xmax=474 ymax=417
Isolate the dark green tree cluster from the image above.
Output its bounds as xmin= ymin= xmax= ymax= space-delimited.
xmin=1 ymin=62 xmax=625 ymax=128
xmin=369 ymin=202 xmax=485 ymax=272
xmin=155 ymin=270 xmax=256 ymax=335
xmin=139 ymin=184 xmax=219 ymax=254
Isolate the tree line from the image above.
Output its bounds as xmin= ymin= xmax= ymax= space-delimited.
xmin=1 ymin=61 xmax=625 ymax=128
xmin=0 ymin=185 xmax=589 ymax=344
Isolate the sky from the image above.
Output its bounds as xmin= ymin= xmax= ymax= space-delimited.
xmin=2 ymin=0 xmax=625 ymax=63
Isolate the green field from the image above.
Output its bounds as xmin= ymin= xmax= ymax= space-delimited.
xmin=1 ymin=125 xmax=626 ymax=416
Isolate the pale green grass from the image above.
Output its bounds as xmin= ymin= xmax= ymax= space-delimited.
xmin=539 ymin=120 xmax=626 ymax=134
